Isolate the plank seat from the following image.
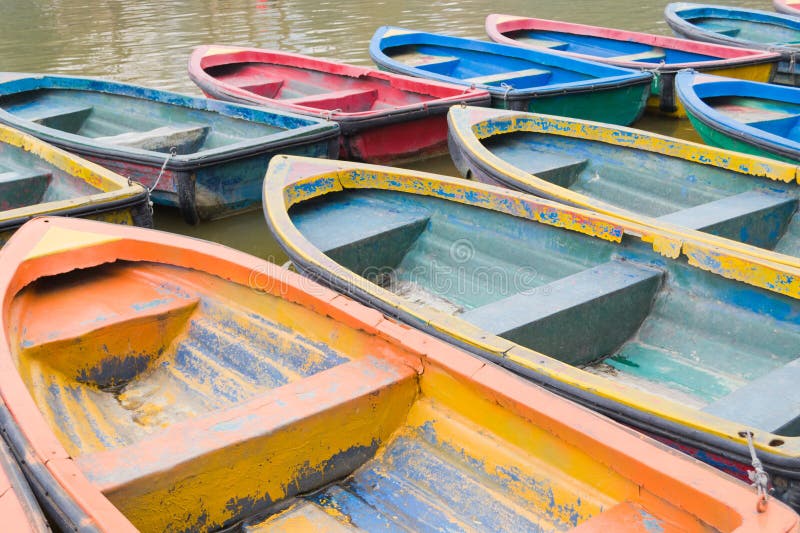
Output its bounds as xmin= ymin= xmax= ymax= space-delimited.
xmin=294 ymin=197 xmax=431 ymax=278
xmin=702 ymin=357 xmax=800 ymax=434
xmin=0 ymin=170 xmax=52 ymax=209
xmin=17 ymin=104 xmax=93 ymax=133
xmin=657 ymin=190 xmax=797 ymax=249
xmin=515 ymin=36 xmax=569 ymax=50
xmin=283 ymin=88 xmax=379 ymax=112
xmin=713 ymin=104 xmax=797 ymax=124
xmin=699 ymin=22 xmax=742 ymax=37
xmin=501 ymin=150 xmax=588 ymax=188
xmin=747 ymin=115 xmax=800 ymax=140
xmin=391 ymin=51 xmax=460 ymax=72
xmin=611 ymin=47 xmax=666 ymax=62
xmin=227 ymin=77 xmax=284 ymax=98
xmin=466 ymin=68 xmax=552 ymax=87
xmin=95 ymin=125 xmax=210 ymax=154
xmin=461 ymin=260 xmax=663 ymax=366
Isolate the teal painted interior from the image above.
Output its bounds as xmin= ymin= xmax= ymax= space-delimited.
xmin=0 ymin=139 xmax=102 ymax=211
xmin=291 ymin=189 xmax=800 ymax=434
xmin=0 ymin=88 xmax=286 ymax=154
xmin=479 ymin=130 xmax=800 ymax=254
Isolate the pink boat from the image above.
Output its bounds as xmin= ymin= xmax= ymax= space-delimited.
xmin=485 ymin=14 xmax=781 ymax=116
xmin=775 ymin=0 xmax=800 ymax=16
xmin=188 ymin=45 xmax=490 ymax=164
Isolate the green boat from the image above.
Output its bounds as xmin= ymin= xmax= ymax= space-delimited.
xmin=265 ymin=155 xmax=800 ymax=509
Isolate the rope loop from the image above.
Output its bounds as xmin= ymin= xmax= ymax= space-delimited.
xmin=149 ymin=147 xmax=177 ymax=194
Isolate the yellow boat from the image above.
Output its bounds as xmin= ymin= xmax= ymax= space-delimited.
xmin=0 ymin=124 xmax=150 ymax=246
xmin=1 ymin=217 xmax=795 ymax=531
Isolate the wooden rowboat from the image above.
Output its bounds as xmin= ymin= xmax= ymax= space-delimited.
xmin=368 ymin=26 xmax=652 ymax=126
xmin=3 ymin=218 xmax=794 ymax=531
xmin=484 ymin=14 xmax=780 ymax=116
xmin=665 ymin=3 xmax=800 ymax=86
xmin=0 ymin=73 xmax=340 ymax=224
xmin=188 ymin=45 xmax=491 ymax=164
xmin=775 ymin=0 xmax=800 ymax=17
xmin=265 ymin=154 xmax=800 ymax=510
xmin=446 ymin=104 xmax=800 ymax=263
xmin=676 ymin=70 xmax=800 ymax=164
xmin=0 ymin=123 xmax=151 ymax=246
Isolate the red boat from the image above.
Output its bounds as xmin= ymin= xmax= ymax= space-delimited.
xmin=485 ymin=14 xmax=780 ymax=116
xmin=775 ymin=0 xmax=800 ymax=16
xmin=188 ymin=45 xmax=491 ymax=164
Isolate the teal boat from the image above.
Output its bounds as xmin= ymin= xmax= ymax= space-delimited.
xmin=265 ymin=155 xmax=800 ymax=509
xmin=676 ymin=70 xmax=800 ymax=164
xmin=447 ymin=105 xmax=800 ymax=264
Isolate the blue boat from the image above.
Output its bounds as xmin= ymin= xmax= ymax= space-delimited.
xmin=665 ymin=3 xmax=800 ymax=86
xmin=676 ymin=70 xmax=800 ymax=163
xmin=0 ymin=73 xmax=340 ymax=224
xmin=369 ymin=26 xmax=652 ymax=126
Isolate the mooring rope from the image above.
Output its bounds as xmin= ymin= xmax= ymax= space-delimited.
xmin=149 ymin=147 xmax=177 ymax=193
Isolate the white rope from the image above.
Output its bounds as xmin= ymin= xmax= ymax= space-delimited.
xmin=500 ymin=82 xmax=513 ymax=101
xmin=149 ymin=147 xmax=177 ymax=193
xmin=744 ymin=431 xmax=770 ymax=512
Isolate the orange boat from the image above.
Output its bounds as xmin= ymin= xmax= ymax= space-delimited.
xmin=0 ymin=217 xmax=796 ymax=532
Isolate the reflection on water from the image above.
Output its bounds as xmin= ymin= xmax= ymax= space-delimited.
xmin=0 ymin=0 xmax=772 ymax=257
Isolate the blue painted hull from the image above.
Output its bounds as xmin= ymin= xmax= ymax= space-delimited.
xmin=676 ymin=70 xmax=800 ymax=162
xmin=0 ymin=73 xmax=340 ymax=223
xmin=369 ymin=27 xmax=652 ymax=126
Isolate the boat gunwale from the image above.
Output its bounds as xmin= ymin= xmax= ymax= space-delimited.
xmin=368 ymin=26 xmax=654 ymax=100
xmin=484 ymin=14 xmax=783 ymax=72
xmin=0 ymin=123 xmax=151 ymax=230
xmin=665 ymin=2 xmax=800 ymax=55
xmin=263 ymin=154 xmax=800 ymax=482
xmin=775 ymin=0 xmax=800 ymax=17
xmin=3 ymin=218 xmax=794 ymax=530
xmin=675 ymin=70 xmax=800 ymax=160
xmin=446 ymin=104 xmax=800 ymax=269
xmin=187 ymin=45 xmax=492 ymax=132
xmin=0 ymin=73 xmax=341 ymax=170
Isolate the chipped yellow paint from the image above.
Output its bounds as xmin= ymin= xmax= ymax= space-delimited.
xmin=23 ymin=226 xmax=121 ymax=261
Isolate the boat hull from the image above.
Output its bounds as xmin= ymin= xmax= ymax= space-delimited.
xmin=369 ymin=26 xmax=652 ymax=126
xmin=665 ymin=2 xmax=800 ymax=86
xmin=3 ymin=217 xmax=794 ymax=531
xmin=0 ymin=73 xmax=340 ymax=224
xmin=0 ymin=124 xmax=151 ymax=246
xmin=188 ymin=46 xmax=491 ymax=165
xmin=265 ymin=154 xmax=800 ymax=511
xmin=676 ymin=70 xmax=800 ymax=164
xmin=485 ymin=14 xmax=779 ymax=117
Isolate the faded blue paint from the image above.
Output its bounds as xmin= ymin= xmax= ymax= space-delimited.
xmin=131 ymin=298 xmax=173 ymax=312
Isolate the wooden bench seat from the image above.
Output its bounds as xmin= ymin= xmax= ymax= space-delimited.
xmin=515 ymin=36 xmax=569 ymax=50
xmin=283 ymin=88 xmax=379 ymax=112
xmin=19 ymin=104 xmax=93 ymax=133
xmin=95 ymin=125 xmax=210 ymax=153
xmin=0 ymin=169 xmax=52 ymax=209
xmin=461 ymin=260 xmax=663 ymax=365
xmin=392 ymin=51 xmax=460 ymax=71
xmin=657 ymin=190 xmax=797 ymax=250
xmin=699 ymin=22 xmax=742 ymax=37
xmin=227 ymin=77 xmax=284 ymax=98
xmin=466 ymin=68 xmax=552 ymax=87
xmin=611 ymin=47 xmax=666 ymax=62
xmin=702 ymin=357 xmax=800 ymax=434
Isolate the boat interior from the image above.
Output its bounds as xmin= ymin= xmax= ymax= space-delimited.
xmin=682 ymin=14 xmax=800 ymax=43
xmin=384 ymin=44 xmax=594 ymax=88
xmin=473 ymin=121 xmax=800 ymax=256
xmin=0 ymin=88 xmax=287 ymax=155
xmin=0 ymin=140 xmax=104 ymax=211
xmin=500 ymin=29 xmax=717 ymax=64
xmin=203 ymin=61 xmax=443 ymax=113
xmin=704 ymin=94 xmax=800 ymax=142
xmin=290 ymin=186 xmax=800 ymax=437
xmin=7 ymin=255 xmax=705 ymax=532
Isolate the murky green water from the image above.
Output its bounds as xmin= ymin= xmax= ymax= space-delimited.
xmin=0 ymin=0 xmax=773 ymax=260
